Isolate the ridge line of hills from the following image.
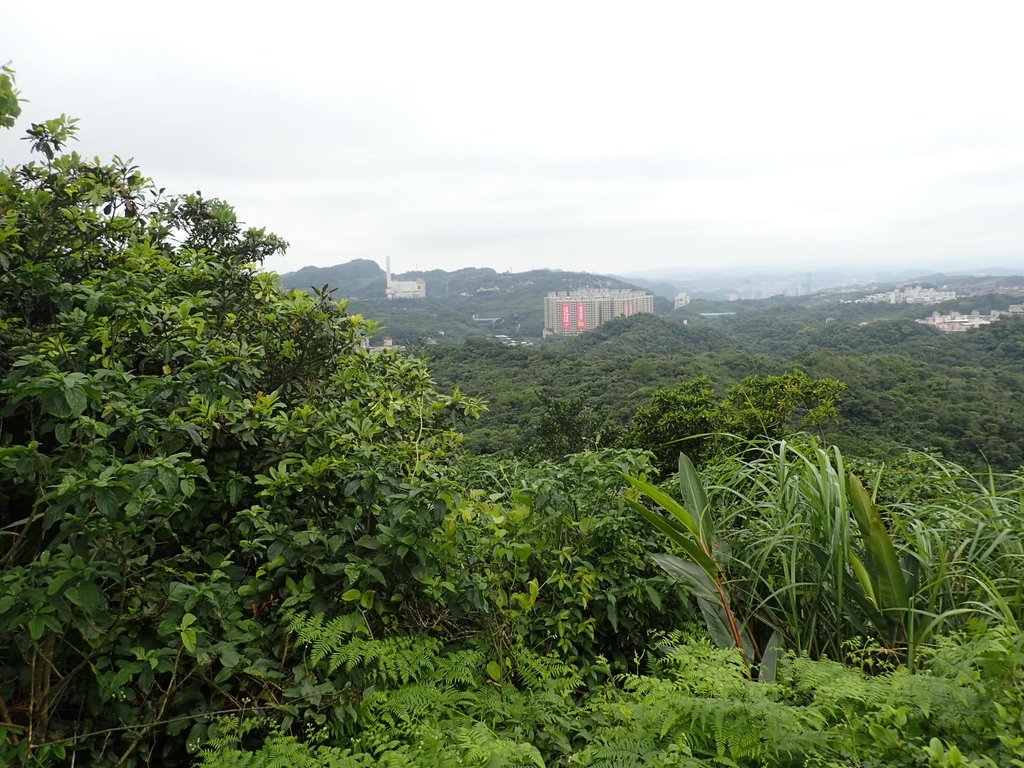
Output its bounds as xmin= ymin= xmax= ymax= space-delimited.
xmin=278 ymin=258 xmax=646 ymax=301
xmin=279 ymin=258 xmax=1024 ymax=302
xmin=278 ymin=259 xmax=1024 ymax=344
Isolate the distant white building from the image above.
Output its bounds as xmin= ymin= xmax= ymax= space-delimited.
xmin=385 ymin=257 xmax=426 ymax=300
xmin=674 ymin=292 xmax=691 ymax=309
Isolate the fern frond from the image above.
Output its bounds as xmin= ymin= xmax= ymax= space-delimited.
xmin=433 ymin=648 xmax=487 ymax=687
xmin=515 ymin=648 xmax=583 ymax=695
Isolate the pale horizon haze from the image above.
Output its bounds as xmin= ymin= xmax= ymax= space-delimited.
xmin=3 ymin=1 xmax=1024 ymax=278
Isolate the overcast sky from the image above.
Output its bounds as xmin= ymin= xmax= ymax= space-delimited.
xmin=3 ymin=1 xmax=1024 ymax=277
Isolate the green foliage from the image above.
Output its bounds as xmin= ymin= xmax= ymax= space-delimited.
xmin=427 ymin=309 xmax=1024 ymax=472
xmin=0 ymin=112 xmax=479 ymax=765
xmin=699 ymin=441 xmax=1024 ymax=660
xmin=620 ymin=377 xmax=722 ymax=473
xmin=523 ymin=392 xmax=620 ymax=461
xmin=437 ymin=451 xmax=694 ymax=674
xmin=622 ymin=371 xmax=844 ymax=475
xmin=623 ymin=440 xmax=1024 ymax=669
xmin=0 ymin=66 xmax=21 ymax=128
xmin=621 ymin=454 xmax=753 ymax=662
xmin=723 ymin=370 xmax=845 ymax=441
xmin=225 ymin=614 xmax=573 ymax=765
xmin=199 ymin=626 xmax=1024 ymax=768
xmin=576 ymin=628 xmax=1024 ymax=767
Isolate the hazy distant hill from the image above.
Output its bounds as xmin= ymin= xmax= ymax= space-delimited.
xmin=280 ymin=260 xmax=639 ymax=298
xmin=280 ymin=258 xmax=387 ymax=299
xmin=278 ymin=260 xmax=659 ymax=342
xmin=618 ymin=267 xmax=1024 ymax=300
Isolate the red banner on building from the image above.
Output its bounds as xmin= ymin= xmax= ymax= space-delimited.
xmin=561 ymin=302 xmax=571 ymax=330
xmin=576 ymin=302 xmax=586 ymax=329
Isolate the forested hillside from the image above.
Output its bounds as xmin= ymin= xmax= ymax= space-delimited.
xmin=426 ymin=311 xmax=1024 ymax=471
xmin=3 ymin=74 xmax=1023 ymax=768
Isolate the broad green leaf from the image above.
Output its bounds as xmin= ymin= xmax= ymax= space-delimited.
xmin=651 ymin=552 xmax=718 ymax=602
xmin=46 ymin=570 xmax=77 ymax=596
xmin=94 ymin=486 xmax=121 ymax=516
xmin=848 ymin=473 xmax=909 ymax=613
xmin=695 ymin=597 xmax=745 ymax=658
xmin=848 ymin=552 xmax=877 ymax=609
xmin=652 ymin=553 xmax=750 ymax=661
xmin=28 ymin=614 xmax=47 ymax=643
xmin=759 ymin=630 xmax=783 ymax=683
xmin=677 ymin=453 xmax=713 ymax=546
xmin=65 ymin=582 xmax=105 ymax=613
xmin=619 ymin=472 xmax=702 ymax=540
xmin=64 ymin=384 xmax=87 ymax=416
xmin=624 ymin=498 xmax=717 ymax=575
xmin=486 ymin=660 xmax=502 ymax=682
xmin=219 ymin=644 xmax=242 ymax=669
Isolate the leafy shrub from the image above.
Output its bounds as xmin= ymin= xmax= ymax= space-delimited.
xmin=442 ymin=450 xmax=695 ymax=673
xmin=0 ymin=112 xmax=478 ymax=765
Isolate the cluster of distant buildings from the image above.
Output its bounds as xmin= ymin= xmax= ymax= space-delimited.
xmin=543 ymin=289 xmax=654 ymax=336
xmin=857 ymin=286 xmax=957 ymax=305
xmin=919 ymin=305 xmax=1024 ymax=332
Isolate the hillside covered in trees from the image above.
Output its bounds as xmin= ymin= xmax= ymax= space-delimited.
xmin=2 ymin=73 xmax=1023 ymax=768
xmin=426 ymin=310 xmax=1024 ymax=472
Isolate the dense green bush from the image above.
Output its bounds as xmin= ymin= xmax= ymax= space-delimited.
xmin=620 ymin=371 xmax=844 ymax=474
xmin=0 ymin=111 xmax=478 ymax=765
xmin=442 ymin=451 xmax=694 ymax=673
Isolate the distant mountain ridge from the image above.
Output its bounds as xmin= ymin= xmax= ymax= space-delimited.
xmin=279 ymin=259 xmax=645 ymax=300
xmin=280 ymin=260 xmax=1024 ymax=302
xmin=281 ymin=259 xmax=387 ymax=299
xmin=617 ymin=267 xmax=1024 ymax=300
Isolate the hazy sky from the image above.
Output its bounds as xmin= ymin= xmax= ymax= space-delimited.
xmin=3 ymin=1 xmax=1024 ymax=276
